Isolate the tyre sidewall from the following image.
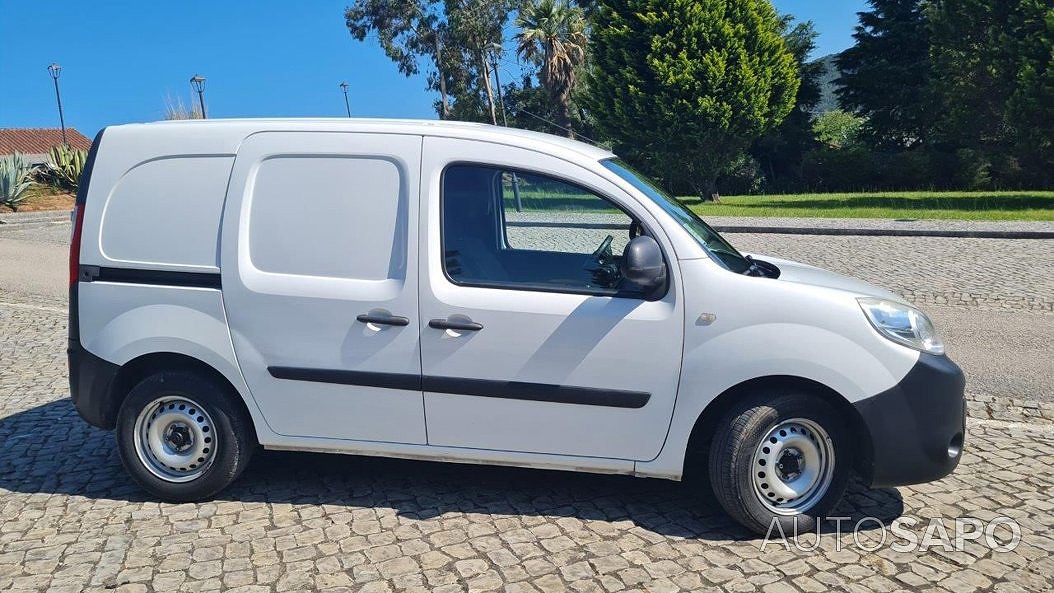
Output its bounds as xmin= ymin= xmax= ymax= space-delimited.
xmin=116 ymin=371 xmax=253 ymax=502
xmin=710 ymin=392 xmax=852 ymax=535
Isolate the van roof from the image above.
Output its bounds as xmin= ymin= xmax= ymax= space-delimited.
xmin=128 ymin=117 xmax=616 ymax=161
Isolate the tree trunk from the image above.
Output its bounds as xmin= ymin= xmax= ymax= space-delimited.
xmin=557 ymin=98 xmax=575 ymax=139
xmin=707 ymin=178 xmax=721 ymax=202
xmin=480 ymin=52 xmax=498 ymax=125
xmin=433 ymin=36 xmax=449 ymax=119
xmin=694 ymin=178 xmax=721 ymax=202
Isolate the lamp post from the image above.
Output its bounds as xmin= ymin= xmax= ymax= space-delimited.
xmin=189 ymin=75 xmax=207 ymax=119
xmin=47 ymin=63 xmax=68 ymax=146
xmin=487 ymin=43 xmax=509 ymax=126
xmin=339 ymin=82 xmax=351 ymax=117
xmin=486 ymin=43 xmax=522 ymax=211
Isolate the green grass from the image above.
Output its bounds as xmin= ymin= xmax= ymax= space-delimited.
xmin=683 ymin=191 xmax=1054 ymax=221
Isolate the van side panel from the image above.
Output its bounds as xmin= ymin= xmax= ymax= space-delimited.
xmin=98 ymin=156 xmax=233 ymax=270
xmin=76 ymin=282 xmax=274 ymax=437
xmin=634 ymin=258 xmax=919 ymax=480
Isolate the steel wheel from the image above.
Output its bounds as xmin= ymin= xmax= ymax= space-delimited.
xmin=751 ymin=418 xmax=835 ymax=515
xmin=133 ymin=396 xmax=218 ymax=483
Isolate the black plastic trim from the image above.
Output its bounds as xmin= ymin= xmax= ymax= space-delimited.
xmin=428 ymin=319 xmax=484 ymax=331
xmin=80 ymin=266 xmax=221 ymax=289
xmin=424 ymin=376 xmax=650 ymax=408
xmin=68 ymin=338 xmax=121 ymax=429
xmin=356 ymin=314 xmax=410 ymax=326
xmin=269 ymin=367 xmax=421 ymax=391
xmin=854 ymin=353 xmax=966 ymax=487
xmin=267 ymin=367 xmax=650 ymax=409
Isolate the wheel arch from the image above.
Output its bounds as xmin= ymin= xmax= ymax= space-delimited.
xmin=101 ymin=352 xmax=256 ymax=443
xmin=683 ymin=375 xmax=872 ymax=481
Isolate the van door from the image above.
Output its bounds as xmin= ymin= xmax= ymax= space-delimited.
xmin=418 ymin=137 xmax=684 ymax=461
xmin=221 ymin=131 xmax=425 ymax=444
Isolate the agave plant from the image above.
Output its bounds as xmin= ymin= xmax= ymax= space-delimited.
xmin=40 ymin=144 xmax=88 ymax=193
xmin=0 ymin=152 xmax=33 ymax=212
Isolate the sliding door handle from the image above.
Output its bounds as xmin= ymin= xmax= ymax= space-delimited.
xmin=428 ymin=318 xmax=483 ymax=332
xmin=357 ymin=313 xmax=410 ymax=326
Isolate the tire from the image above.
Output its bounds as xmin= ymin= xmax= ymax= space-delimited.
xmin=116 ymin=370 xmax=255 ymax=502
xmin=708 ymin=390 xmax=852 ymax=535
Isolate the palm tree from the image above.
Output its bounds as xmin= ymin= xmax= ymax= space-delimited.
xmin=515 ymin=0 xmax=587 ymax=138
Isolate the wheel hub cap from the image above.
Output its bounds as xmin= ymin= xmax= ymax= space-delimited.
xmin=133 ymin=396 xmax=217 ymax=483
xmin=752 ymin=418 xmax=835 ymax=515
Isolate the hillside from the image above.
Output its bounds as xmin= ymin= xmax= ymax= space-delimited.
xmin=812 ymin=53 xmax=842 ymax=114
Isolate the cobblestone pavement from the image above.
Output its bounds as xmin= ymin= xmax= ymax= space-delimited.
xmin=502 ymin=212 xmax=1054 ymax=312
xmin=3 ymin=298 xmax=1054 ymax=593
xmin=730 ymin=233 xmax=1053 ymax=313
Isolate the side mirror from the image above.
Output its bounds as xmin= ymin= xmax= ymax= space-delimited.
xmin=620 ymin=235 xmax=667 ymax=291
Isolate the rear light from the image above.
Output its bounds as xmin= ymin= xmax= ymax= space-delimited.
xmin=69 ymin=204 xmax=85 ymax=287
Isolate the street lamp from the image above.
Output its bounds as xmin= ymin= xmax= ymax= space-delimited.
xmin=487 ymin=43 xmax=509 ymax=127
xmin=47 ymin=63 xmax=68 ymax=146
xmin=339 ymin=82 xmax=351 ymax=117
xmin=486 ymin=43 xmax=522 ymax=211
xmin=189 ymin=75 xmax=207 ymax=119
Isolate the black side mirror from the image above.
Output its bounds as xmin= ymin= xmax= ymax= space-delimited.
xmin=620 ymin=235 xmax=667 ymax=292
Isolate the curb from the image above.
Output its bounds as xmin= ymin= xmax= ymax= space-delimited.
xmin=711 ymin=225 xmax=1054 ymax=239
xmin=0 ymin=212 xmax=70 ymax=226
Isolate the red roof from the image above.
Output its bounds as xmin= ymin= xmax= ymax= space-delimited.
xmin=0 ymin=128 xmax=92 ymax=155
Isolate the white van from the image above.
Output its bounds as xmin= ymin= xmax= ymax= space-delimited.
xmin=68 ymin=119 xmax=964 ymax=534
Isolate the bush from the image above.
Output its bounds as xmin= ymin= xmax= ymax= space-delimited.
xmin=0 ymin=153 xmax=33 ymax=211
xmin=719 ymin=155 xmax=766 ymax=195
xmin=797 ymin=146 xmax=1047 ymax=192
xmin=37 ymin=145 xmax=87 ymax=193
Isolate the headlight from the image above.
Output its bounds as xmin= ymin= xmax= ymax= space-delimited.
xmin=858 ymin=298 xmax=944 ymax=355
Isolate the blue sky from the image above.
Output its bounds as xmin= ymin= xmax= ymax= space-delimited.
xmin=0 ymin=1 xmax=867 ymax=138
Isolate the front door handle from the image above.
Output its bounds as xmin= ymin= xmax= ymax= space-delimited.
xmin=428 ymin=318 xmax=483 ymax=332
xmin=357 ymin=313 xmax=410 ymax=326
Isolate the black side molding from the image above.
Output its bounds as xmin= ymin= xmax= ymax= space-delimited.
xmin=266 ymin=367 xmax=650 ymax=409
xmin=268 ymin=367 xmax=422 ymax=391
xmin=80 ymin=266 xmax=221 ymax=289
xmin=424 ymin=376 xmax=650 ymax=409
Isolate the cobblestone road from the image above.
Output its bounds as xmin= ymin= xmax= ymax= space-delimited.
xmin=3 ymin=298 xmax=1054 ymax=593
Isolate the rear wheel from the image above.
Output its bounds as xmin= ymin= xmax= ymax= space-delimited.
xmin=708 ymin=390 xmax=852 ymax=535
xmin=116 ymin=371 xmax=254 ymax=502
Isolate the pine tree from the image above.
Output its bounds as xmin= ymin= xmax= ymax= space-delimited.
xmin=584 ymin=0 xmax=800 ymax=199
xmin=836 ymin=0 xmax=933 ymax=148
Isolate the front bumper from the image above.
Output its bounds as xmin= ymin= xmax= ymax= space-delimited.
xmin=855 ymin=353 xmax=966 ymax=487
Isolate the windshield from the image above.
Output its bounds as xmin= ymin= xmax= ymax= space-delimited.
xmin=601 ymin=158 xmax=752 ymax=273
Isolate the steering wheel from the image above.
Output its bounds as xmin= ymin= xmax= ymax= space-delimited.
xmin=590 ymin=234 xmax=615 ymax=266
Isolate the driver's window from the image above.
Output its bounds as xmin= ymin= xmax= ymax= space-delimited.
xmin=442 ymin=164 xmax=646 ymax=297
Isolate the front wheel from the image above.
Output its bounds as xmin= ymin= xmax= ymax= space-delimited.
xmin=116 ymin=370 xmax=255 ymax=502
xmin=708 ymin=391 xmax=852 ymax=535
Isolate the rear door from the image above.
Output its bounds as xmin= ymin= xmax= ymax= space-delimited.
xmin=221 ymin=131 xmax=425 ymax=444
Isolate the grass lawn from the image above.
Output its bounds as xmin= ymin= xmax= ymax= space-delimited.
xmin=684 ymin=191 xmax=1054 ymax=221
xmin=0 ymin=184 xmax=74 ymax=213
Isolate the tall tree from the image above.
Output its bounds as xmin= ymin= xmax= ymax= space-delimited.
xmin=751 ymin=16 xmax=824 ymax=188
xmin=445 ymin=0 xmax=515 ymax=123
xmin=515 ymin=0 xmax=589 ymax=137
xmin=584 ymin=0 xmax=800 ymax=199
xmin=930 ymin=0 xmax=1054 ymax=178
xmin=346 ymin=0 xmax=452 ymax=118
xmin=836 ymin=0 xmax=933 ymax=148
